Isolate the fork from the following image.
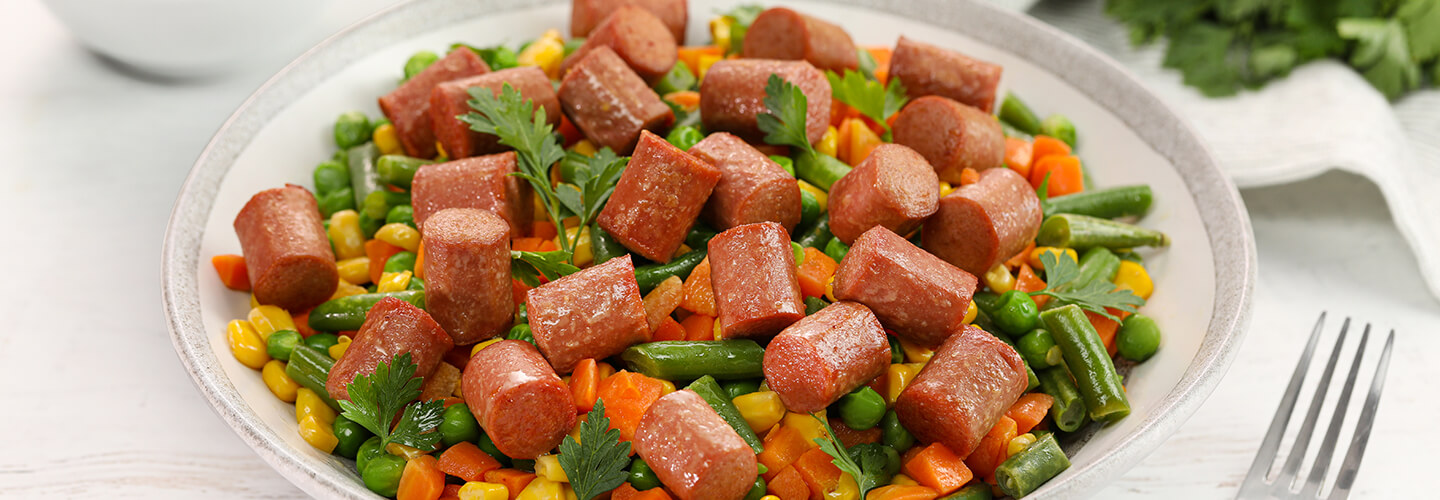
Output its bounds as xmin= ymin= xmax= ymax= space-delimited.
xmin=1235 ymin=313 xmax=1396 ymax=500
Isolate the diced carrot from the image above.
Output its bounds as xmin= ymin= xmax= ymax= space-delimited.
xmin=293 ymin=310 xmax=320 ymax=338
xmin=829 ymin=417 xmax=882 ymax=448
xmin=1004 ymin=241 xmax=1036 ymax=270
xmin=397 ymin=454 xmax=446 ymax=500
xmin=1029 ymin=135 xmax=1072 ymax=166
xmin=768 ymin=465 xmax=811 ymax=500
xmin=596 ymin=371 xmax=669 ymax=444
xmin=663 ymin=90 xmax=701 ymax=111
xmin=901 ymin=445 xmax=923 ymax=468
xmin=440 ymin=396 xmax=464 ymax=407
xmin=1015 ymin=264 xmax=1048 ymax=308
xmin=534 ymin=237 xmax=558 ymax=252
xmin=1006 ymin=393 xmax=1055 ymax=435
xmin=512 ymin=278 xmax=532 ymax=306
xmin=958 ymin=168 xmax=980 ymax=186
xmin=612 ymin=483 xmax=642 ymax=500
xmin=865 ymin=46 xmax=893 ymax=84
xmin=652 ymin=316 xmax=686 ymax=341
xmin=632 ymin=488 xmax=673 ymax=500
xmin=843 ymin=117 xmax=883 ymax=166
xmin=571 ymin=358 xmax=601 ymax=412
xmin=830 ymin=98 xmax=857 ymax=128
xmin=211 ymin=254 xmax=250 ymax=291
xmin=1004 ymin=137 xmax=1034 ymax=179
xmin=558 ymin=115 xmax=584 ymax=147
xmin=680 ymin=314 xmax=716 ymax=341
xmin=964 ymin=415 xmax=1017 ymax=483
xmin=680 ymin=258 xmax=716 ymax=316
xmin=793 ymin=447 xmax=843 ymax=500
xmin=677 ymin=46 xmax=724 ymax=77
xmin=512 ymin=237 xmax=544 ymax=252
xmin=366 ymin=239 xmax=406 ymax=284
xmin=531 ymin=221 xmax=558 ymax=240
xmin=414 ymin=241 xmax=426 ymax=279
xmin=759 ymin=425 xmax=817 ymax=481
xmin=437 ymin=442 xmax=502 ymax=482
xmin=836 ymin=118 xmax=855 ymax=165
xmin=482 ymin=469 xmax=537 ymax=500
xmin=440 ymin=483 xmax=463 ymax=500
xmin=1086 ymin=309 xmax=1121 ymax=357
xmin=902 ymin=443 xmax=972 ymax=495
xmin=796 ymin=247 xmax=838 ymax=298
xmin=864 ymin=485 xmax=940 ymax=500
xmin=1031 ymin=155 xmax=1084 ymax=196
xmin=643 ymin=276 xmax=685 ymax=333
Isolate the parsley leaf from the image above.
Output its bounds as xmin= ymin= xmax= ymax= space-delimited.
xmin=1338 ymin=17 xmax=1421 ymax=99
xmin=825 ymin=70 xmax=908 ymax=132
xmin=338 ymin=353 xmax=445 ymax=451
xmin=511 ymin=250 xmax=582 ymax=287
xmin=555 ymin=148 xmax=629 ymax=237
xmin=757 ymin=74 xmax=816 ymax=154
xmin=1030 ymin=251 xmax=1145 ymax=322
xmin=460 ymin=84 xmax=571 ymax=254
xmin=1398 ymin=0 xmax=1440 ymax=62
xmin=558 ymin=400 xmax=632 ymax=500
xmin=811 ymin=415 xmax=884 ymax=495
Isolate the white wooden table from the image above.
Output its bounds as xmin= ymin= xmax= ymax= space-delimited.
xmin=2 ymin=0 xmax=1435 ymax=497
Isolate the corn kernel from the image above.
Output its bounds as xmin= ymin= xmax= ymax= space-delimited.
xmin=696 ymin=53 xmax=723 ymax=80
xmin=559 ymin=226 xmax=593 ymax=266
xmin=516 ymin=477 xmax=566 ymax=500
xmin=709 ymin=17 xmax=733 ymax=53
xmin=472 ymin=338 xmax=502 ymax=357
xmin=535 ymin=454 xmax=568 ymax=482
xmin=250 ymin=294 xmax=260 ymax=309
xmin=247 ymin=305 xmax=296 ymax=340
xmin=938 ymin=182 xmax=956 ymax=197
xmin=733 ymin=391 xmax=786 ymax=432
xmin=533 ymin=193 xmax=550 ymax=222
xmin=386 ymin=442 xmax=429 ymax=460
xmin=659 ymin=379 xmax=677 ymax=394
xmin=797 ymin=180 xmax=828 ymax=211
xmin=761 ymin=496 xmax=781 ymax=500
xmin=890 ymin=474 xmax=919 ymax=486
xmin=226 ymin=319 xmax=270 ymax=370
xmin=596 ymin=362 xmax=615 ymax=380
xmin=816 ymin=126 xmax=840 ymax=158
xmin=570 ymin=139 xmax=598 ymax=157
xmin=376 ymin=270 xmax=413 ymax=293
xmin=783 ymin=411 xmax=828 ymax=444
xmin=672 ymin=243 xmax=692 ymax=260
xmin=824 ymin=275 xmax=838 ymax=302
xmin=262 ymin=360 xmax=299 ymax=402
xmin=299 ymin=415 xmax=338 ymax=453
xmin=336 ymin=257 xmax=372 ymax=285
xmin=897 ymin=338 xmax=934 ymax=364
xmin=332 ymin=278 xmax=368 ymax=299
xmin=377 ymin=223 xmax=421 ymax=252
xmin=459 ymin=482 xmax=510 ymax=500
xmin=329 ymin=336 xmax=352 ymax=360
xmin=1007 ymin=433 xmax=1037 ymax=457
xmin=1114 ymin=260 xmax=1153 ymax=299
xmin=1028 ymin=247 xmax=1078 ymax=271
xmin=884 ymin=364 xmax=919 ymax=404
xmin=963 ymin=301 xmax=978 ymax=325
xmin=374 ymin=123 xmax=402 ymax=156
xmin=518 ymin=30 xmax=566 ymax=79
xmin=328 ymin=210 xmax=366 ymax=260
xmin=826 ymin=472 xmax=859 ymax=500
xmin=569 ymin=414 xmax=587 ymax=443
xmin=564 ymin=485 xmax=577 ymax=500
xmin=983 ymin=262 xmax=1016 ymax=294
xmin=296 ymin=387 xmax=336 ymax=426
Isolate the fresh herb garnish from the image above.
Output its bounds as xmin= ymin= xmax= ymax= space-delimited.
xmin=459 ymin=84 xmax=570 ymax=253
xmin=554 ymin=148 xmax=629 ymax=239
xmin=811 ymin=415 xmax=886 ymax=495
xmin=511 ymin=250 xmax=582 ymax=287
xmin=825 ymin=70 xmax=908 ymax=133
xmin=717 ymin=4 xmax=764 ymax=55
xmin=1030 ymin=251 xmax=1145 ymax=322
xmin=558 ymin=400 xmax=632 ymax=500
xmin=758 ymin=75 xmax=817 ymax=154
xmin=338 ymin=353 xmax=446 ymax=451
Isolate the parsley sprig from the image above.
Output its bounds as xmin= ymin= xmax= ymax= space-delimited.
xmin=825 ymin=70 xmax=908 ymax=133
xmin=757 ymin=75 xmax=817 ymax=154
xmin=554 ymin=148 xmax=628 ymax=233
xmin=811 ymin=415 xmax=888 ymax=495
xmin=1030 ymin=251 xmax=1145 ymax=322
xmin=558 ymin=400 xmax=632 ymax=500
xmin=338 ymin=353 xmax=446 ymax=451
xmin=459 ymin=84 xmax=571 ymax=251
xmin=511 ymin=250 xmax=581 ymax=287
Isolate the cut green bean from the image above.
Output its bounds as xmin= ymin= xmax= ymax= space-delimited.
xmin=686 ymin=375 xmax=765 ymax=452
xmin=590 ymin=223 xmax=627 ymax=265
xmin=995 ymin=433 xmax=1070 ymax=498
xmin=634 ymin=248 xmax=707 ymax=293
xmin=346 ymin=142 xmax=383 ymax=210
xmin=804 ymin=296 xmax=828 ymax=315
xmin=308 ymin=291 xmax=426 ymax=332
xmin=666 ymin=125 xmax=704 ymax=151
xmin=887 ymin=335 xmax=904 ymax=364
xmin=1117 ymin=313 xmax=1161 ymax=362
xmin=1037 ymin=214 xmax=1169 ymax=249
xmin=794 ymin=214 xmax=832 ymax=250
xmin=1039 ymin=114 xmax=1076 ymax=148
xmin=769 ymin=155 xmax=796 ymax=177
xmin=285 ymin=345 xmax=340 ymax=411
xmin=1041 ymin=305 xmax=1130 ymax=422
xmin=1036 ymin=367 xmax=1086 ymax=432
xmin=799 ymin=189 xmax=822 ymax=229
xmin=621 ymin=340 xmax=766 ymax=380
xmin=376 ymin=155 xmax=432 ymax=188
xmin=939 ymin=484 xmax=994 ymax=500
xmin=685 ymin=223 xmax=719 ymax=250
xmin=999 ymin=93 xmax=1042 ymax=136
xmin=794 ymin=150 xmax=851 ymax=191
xmin=653 ymin=60 xmax=697 ymax=95
xmin=1042 ymin=185 xmax=1152 ymax=219
xmin=507 ymin=324 xmax=534 ymax=345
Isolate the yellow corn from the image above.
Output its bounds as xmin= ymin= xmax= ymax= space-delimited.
xmin=386 ymin=442 xmax=429 ymax=460
xmin=226 ymin=319 xmax=270 ymax=370
xmin=697 ymin=53 xmax=723 ymax=80
xmin=559 ymin=226 xmax=594 ymax=266
xmin=336 ymin=257 xmax=372 ymax=285
xmin=535 ymin=454 xmax=569 ymax=482
xmin=597 ymin=362 xmax=615 ymax=380
xmin=299 ymin=415 xmax=339 ymax=453
xmin=376 ymin=270 xmax=413 ymax=293
xmin=250 ymin=293 xmax=260 ymax=309
xmin=516 ymin=477 xmax=566 ymax=500
xmin=963 ymin=301 xmax=978 ymax=325
xmin=569 ymin=414 xmax=587 ymax=443
xmin=797 ymin=180 xmax=828 ymax=211
xmin=262 ymin=360 xmax=300 ymax=402
xmin=709 ymin=17 xmax=733 ymax=53
xmin=898 ymin=338 xmax=934 ymax=364
xmin=672 ymin=243 xmax=692 ymax=261
xmin=518 ymin=30 xmax=566 ymax=79
xmin=247 ymin=305 xmax=296 ymax=340
xmin=761 ymin=496 xmax=781 ymax=500
xmin=824 ymin=275 xmax=838 ymax=303
xmin=938 ymin=182 xmax=956 ymax=197
xmin=459 ymin=482 xmax=510 ymax=500
xmin=816 ymin=126 xmax=840 ymax=158
xmin=1028 ymin=247 xmax=1078 ymax=271
xmin=374 ymin=123 xmax=403 ymax=155
xmin=564 ymin=485 xmax=578 ymax=500
xmin=377 ymin=223 xmax=421 ymax=252
xmin=890 ymin=474 xmax=919 ymax=486
xmin=328 ymin=210 xmax=366 ymax=259
xmin=1007 ymin=433 xmax=1037 ymax=457
xmin=296 ymin=387 xmax=336 ymax=426
xmin=659 ymin=379 xmax=677 ymax=394
xmin=983 ymin=263 xmax=1016 ymax=294
xmin=329 ymin=336 xmax=352 ymax=360
xmin=1114 ymin=260 xmax=1154 ymax=299
xmin=533 ymin=193 xmax=550 ymax=221
xmin=436 ymin=141 xmax=449 ymax=160
xmin=733 ymin=391 xmax=786 ymax=432
xmin=884 ymin=364 xmax=919 ymax=404
xmin=332 ymin=278 xmax=368 ymax=299
xmin=783 ymin=411 xmax=828 ymax=444
xmin=472 ymin=338 xmax=503 ymax=357
xmin=826 ymin=473 xmax=859 ymax=500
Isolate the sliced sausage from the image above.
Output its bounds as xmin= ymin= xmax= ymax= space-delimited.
xmin=827 ymin=144 xmax=940 ymax=245
xmin=377 ymin=48 xmax=491 ymax=159
xmin=741 ymin=7 xmax=858 ymax=72
xmin=233 ymin=185 xmax=338 ymax=312
xmin=688 ymin=132 xmax=802 ymax=232
xmin=572 ymin=0 xmax=687 ymax=43
xmin=762 ymin=301 xmax=888 ymax=413
xmin=463 ymin=339 xmax=577 ymax=459
xmin=421 ymin=208 xmax=512 ymax=345
xmin=325 ymin=297 xmax=454 ymax=401
xmin=889 ymin=36 xmax=1002 ymax=113
xmin=891 ymin=96 xmax=1005 ymax=184
xmin=429 ymin=67 xmax=560 ymax=159
xmin=699 ymin=59 xmax=831 ymax=145
xmin=894 ymin=325 xmax=1027 ymax=457
xmin=562 ymin=6 xmax=677 ymax=84
xmin=708 ymin=222 xmax=805 ymax=340
xmin=558 ymin=46 xmax=674 ymax=153
xmin=597 ymin=130 xmax=720 ymax=262
xmin=411 ymin=152 xmax=532 ymax=238
xmin=526 ymin=255 xmax=649 ymax=373
xmin=635 ymin=390 xmax=759 ymax=500
xmin=833 ymin=226 xmax=977 ymax=348
xmin=922 ymin=168 xmax=1042 ymax=276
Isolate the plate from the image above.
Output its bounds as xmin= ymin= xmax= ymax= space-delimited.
xmin=161 ymin=1 xmax=1256 ymax=498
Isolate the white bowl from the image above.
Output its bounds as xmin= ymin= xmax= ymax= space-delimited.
xmin=162 ymin=1 xmax=1256 ymax=498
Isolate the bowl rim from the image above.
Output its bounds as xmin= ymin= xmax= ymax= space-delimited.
xmin=161 ymin=0 xmax=1256 ymax=498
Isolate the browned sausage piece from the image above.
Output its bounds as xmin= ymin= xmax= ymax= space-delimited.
xmin=889 ymin=36 xmax=1003 ymax=113
xmin=895 ymin=325 xmax=1027 ymax=457
xmin=833 ymin=226 xmax=978 ymax=348
xmin=325 ymin=297 xmax=454 ymax=401
xmin=571 ymin=0 xmax=687 ymax=43
xmin=558 ymin=46 xmax=674 ymax=154
xmin=377 ymin=48 xmax=490 ymax=159
xmin=826 ymin=144 xmax=940 ymax=245
xmin=762 ymin=301 xmax=889 ymax=413
xmin=421 ymin=208 xmax=512 ymax=345
xmin=635 ymin=390 xmax=759 ymax=500
xmin=688 ymin=132 xmax=802 ymax=232
xmin=561 ymin=6 xmax=678 ymax=84
xmin=598 ymin=130 xmax=720 ymax=262
xmin=890 ymin=96 xmax=1005 ymax=184
xmin=463 ymin=339 xmax=577 ymax=459
xmin=742 ymin=7 xmax=859 ymax=73
xmin=708 ymin=222 xmax=805 ymax=340
xmin=699 ymin=59 xmax=831 ymax=146
xmin=429 ymin=67 xmax=560 ymax=160
xmin=921 ymin=168 xmax=1042 ymax=276
xmin=233 ymin=185 xmax=338 ymax=312
xmin=527 ymin=255 xmax=649 ymax=373
xmin=411 ymin=152 xmax=532 ymax=238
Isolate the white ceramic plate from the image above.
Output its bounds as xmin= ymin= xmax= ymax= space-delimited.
xmin=162 ymin=1 xmax=1256 ymax=498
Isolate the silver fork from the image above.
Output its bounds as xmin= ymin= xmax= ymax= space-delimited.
xmin=1235 ymin=313 xmax=1396 ymax=500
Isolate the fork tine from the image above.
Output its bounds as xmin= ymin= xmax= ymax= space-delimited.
xmin=1272 ymin=317 xmax=1351 ymax=494
xmin=1298 ymin=324 xmax=1371 ymax=498
xmin=1237 ymin=313 xmax=1329 ymax=497
xmin=1327 ymin=330 xmax=1395 ymax=500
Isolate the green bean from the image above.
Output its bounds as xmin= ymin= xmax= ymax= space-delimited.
xmin=331 ymin=415 xmax=373 ymax=459
xmin=316 ymin=187 xmax=356 ymax=218
xmin=880 ymin=409 xmax=915 ymax=452
xmin=1117 ymin=313 xmax=1161 ymax=362
xmin=995 ymin=433 xmax=1070 ymax=498
xmin=993 ymin=290 xmax=1040 ymax=335
xmin=823 ymin=237 xmax=849 ymax=265
xmin=769 ymin=155 xmax=796 ymax=177
xmin=563 ymin=38 xmax=585 ymax=57
xmin=362 ymin=453 xmax=406 ymax=497
xmin=994 ymin=333 xmax=1041 ymax=391
xmin=666 ymin=125 xmax=705 ymax=151
xmin=265 ymin=330 xmax=302 ymax=361
xmin=303 ymin=333 xmax=340 ymax=352
xmin=685 ymin=222 xmax=719 ymax=249
xmin=1036 ymin=367 xmax=1086 ymax=432
xmin=507 ymin=324 xmax=535 ymax=345
xmin=346 ymin=142 xmax=383 ymax=209
xmin=629 ymin=457 xmax=662 ymax=490
xmin=1116 ymin=249 xmax=1143 ymax=264
xmin=1071 ymin=247 xmax=1121 ymax=288
xmin=971 ymin=291 xmax=1002 ymax=317
xmin=511 ymin=458 xmax=536 ymax=472
xmin=1042 ymin=185 xmax=1152 ymax=219
xmin=385 ymin=204 xmax=416 ymax=228
xmin=590 ymin=223 xmax=628 ymax=265
xmin=308 ymin=291 xmax=426 ymax=331
xmin=686 ymin=375 xmax=764 ymax=452
xmin=999 ymin=93 xmax=1042 ymax=136
xmin=939 ymin=484 xmax=994 ymax=500
xmin=284 ymin=345 xmax=340 ymax=411
xmin=887 ymin=335 xmax=904 ymax=364
xmin=478 ymin=432 xmax=512 ymax=466
xmin=653 ymin=60 xmax=697 ymax=95
xmin=356 ymin=436 xmax=384 ymax=472
xmin=791 ymin=241 xmax=805 ymax=265
xmin=1016 ymin=329 xmax=1062 ymax=368
xmin=837 ymin=387 xmax=886 ymax=430
xmin=402 ymin=50 xmax=440 ymax=82
xmin=634 ymin=248 xmax=707 ymax=293
xmin=794 ymin=150 xmax=852 ymax=191
xmin=1037 ymin=214 xmax=1169 ymax=249
xmin=799 ymin=189 xmax=822 ymax=229
xmin=721 ymin=378 xmax=763 ymax=399
xmin=313 ymin=160 xmax=351 ymax=195
xmin=804 ymin=296 xmax=828 ymax=315
xmin=334 ymin=111 xmax=373 ymax=150
xmin=794 ymin=214 xmax=832 ymax=250
xmin=1041 ymin=305 xmax=1130 ymax=423
xmin=440 ymin=402 xmax=483 ymax=447
xmin=856 ymin=48 xmax=878 ymax=79
xmin=1039 ymin=114 xmax=1077 ymax=148
xmin=744 ymin=477 xmax=767 ymax=500
xmin=622 ymin=340 xmax=766 ymax=380
xmin=376 ymin=155 xmax=432 ymax=189
xmin=363 ymin=190 xmax=411 ymax=220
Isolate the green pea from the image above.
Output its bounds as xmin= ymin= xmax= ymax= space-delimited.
xmin=563 ymin=38 xmax=586 ymax=57
xmin=332 ymin=415 xmax=373 ymax=459
xmin=478 ymin=431 xmax=512 ymax=467
xmin=313 ymin=160 xmax=351 ymax=195
xmin=769 ymin=155 xmax=795 ymax=177
xmin=993 ymin=290 xmax=1040 ymax=336
xmin=666 ymin=126 xmax=704 ymax=151
xmin=362 ymin=453 xmax=406 ymax=497
xmin=358 ymin=211 xmax=383 ymax=239
xmin=386 ymin=204 xmax=416 ymax=228
xmin=317 ymin=188 xmax=356 ymax=218
xmin=888 ymin=335 xmax=904 ymax=364
xmin=792 ymin=241 xmax=805 ymax=265
xmin=334 ymin=111 xmax=373 ymax=150
xmin=743 ymin=477 xmax=767 ymax=500
xmin=1117 ymin=313 xmax=1161 ymax=362
xmin=384 ymin=251 xmax=417 ymax=274
xmin=1016 ymin=329 xmax=1061 ymax=368
xmin=629 ymin=457 xmax=662 ymax=490
xmin=304 ymin=333 xmax=340 ymax=353
xmin=265 ymin=330 xmax=302 ymax=361
xmin=511 ymin=458 xmax=536 ymax=472
xmin=440 ymin=403 xmax=483 ymax=447
xmin=823 ymin=237 xmax=849 ymax=264
xmin=837 ymin=387 xmax=886 ymax=430
xmin=507 ymin=324 xmax=534 ymax=345
xmin=355 ymin=436 xmax=384 ymax=473
xmin=720 ymin=379 xmax=763 ymax=399
xmin=804 ymin=296 xmax=829 ymax=315
xmin=881 ymin=410 xmax=915 ymax=451
xmin=406 ymin=276 xmax=425 ymax=291
xmin=403 ymin=50 xmax=440 ymax=81
xmin=1040 ymin=114 xmax=1077 ymax=148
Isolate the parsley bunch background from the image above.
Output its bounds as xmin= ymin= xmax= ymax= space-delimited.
xmin=1106 ymin=0 xmax=1440 ymax=99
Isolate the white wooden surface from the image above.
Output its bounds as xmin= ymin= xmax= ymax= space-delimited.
xmin=1 ymin=0 xmax=1436 ymax=498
